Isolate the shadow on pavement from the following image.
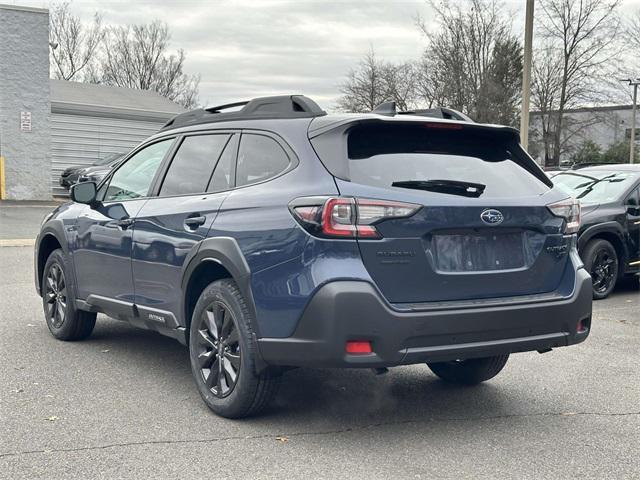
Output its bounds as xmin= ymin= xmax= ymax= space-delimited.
xmin=83 ymin=316 xmax=527 ymax=428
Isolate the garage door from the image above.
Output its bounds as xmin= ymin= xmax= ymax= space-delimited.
xmin=51 ymin=113 xmax=166 ymax=196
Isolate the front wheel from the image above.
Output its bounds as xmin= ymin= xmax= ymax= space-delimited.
xmin=42 ymin=249 xmax=96 ymax=341
xmin=583 ymin=239 xmax=618 ymax=300
xmin=427 ymin=355 xmax=509 ymax=385
xmin=189 ymin=279 xmax=280 ymax=418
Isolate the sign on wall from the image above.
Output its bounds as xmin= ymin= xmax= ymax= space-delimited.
xmin=20 ymin=111 xmax=31 ymax=132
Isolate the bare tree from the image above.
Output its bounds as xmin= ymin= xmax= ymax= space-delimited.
xmin=49 ymin=2 xmax=104 ymax=81
xmin=337 ymin=49 xmax=418 ymax=112
xmin=416 ymin=0 xmax=523 ymax=125
xmin=536 ymin=0 xmax=621 ymax=165
xmin=97 ymin=21 xmax=200 ymax=108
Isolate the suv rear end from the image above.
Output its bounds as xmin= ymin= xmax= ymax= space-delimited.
xmin=258 ymin=115 xmax=592 ymax=369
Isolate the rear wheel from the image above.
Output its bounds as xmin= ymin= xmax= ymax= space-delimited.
xmin=42 ymin=249 xmax=96 ymax=341
xmin=427 ymin=355 xmax=509 ymax=385
xmin=189 ymin=279 xmax=280 ymax=418
xmin=583 ymin=239 xmax=618 ymax=300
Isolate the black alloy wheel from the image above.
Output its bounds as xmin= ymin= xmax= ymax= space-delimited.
xmin=590 ymin=248 xmax=616 ymax=295
xmin=44 ymin=263 xmax=67 ymax=328
xmin=195 ymin=301 xmax=241 ymax=398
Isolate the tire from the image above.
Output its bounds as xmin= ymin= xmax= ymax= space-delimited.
xmin=189 ymin=279 xmax=280 ymax=419
xmin=42 ymin=249 xmax=96 ymax=341
xmin=427 ymin=354 xmax=509 ymax=385
xmin=582 ymin=239 xmax=619 ymax=300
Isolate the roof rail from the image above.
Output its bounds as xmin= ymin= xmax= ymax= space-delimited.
xmin=161 ymin=95 xmax=327 ymax=131
xmin=371 ymin=101 xmax=474 ymax=122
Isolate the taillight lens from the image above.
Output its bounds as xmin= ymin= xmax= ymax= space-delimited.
xmin=290 ymin=196 xmax=420 ymax=239
xmin=548 ymin=198 xmax=581 ymax=234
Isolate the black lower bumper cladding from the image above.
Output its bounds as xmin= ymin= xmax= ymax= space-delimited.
xmin=257 ymin=268 xmax=592 ymax=368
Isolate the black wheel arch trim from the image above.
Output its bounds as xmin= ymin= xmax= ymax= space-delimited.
xmin=180 ymin=236 xmax=257 ymax=333
xmin=578 ymin=222 xmax=629 ymax=265
xmin=35 ymin=222 xmax=72 ymax=297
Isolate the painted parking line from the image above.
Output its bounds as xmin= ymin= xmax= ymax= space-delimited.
xmin=0 ymin=239 xmax=35 ymax=247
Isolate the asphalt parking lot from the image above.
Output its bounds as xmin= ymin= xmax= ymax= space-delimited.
xmin=1 ymin=205 xmax=639 ymax=479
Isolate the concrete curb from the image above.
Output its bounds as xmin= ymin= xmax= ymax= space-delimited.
xmin=0 ymin=239 xmax=35 ymax=247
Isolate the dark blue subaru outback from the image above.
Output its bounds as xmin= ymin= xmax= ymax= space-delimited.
xmin=35 ymin=96 xmax=592 ymax=418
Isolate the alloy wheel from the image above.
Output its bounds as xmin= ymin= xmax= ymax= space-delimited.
xmin=45 ymin=263 xmax=67 ymax=328
xmin=591 ymin=248 xmax=616 ymax=294
xmin=195 ymin=301 xmax=241 ymax=398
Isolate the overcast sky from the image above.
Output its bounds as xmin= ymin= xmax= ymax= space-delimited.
xmin=10 ymin=0 xmax=640 ymax=109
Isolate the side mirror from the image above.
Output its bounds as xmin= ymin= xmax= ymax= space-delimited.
xmin=70 ymin=181 xmax=98 ymax=205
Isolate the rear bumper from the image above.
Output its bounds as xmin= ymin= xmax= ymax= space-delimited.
xmin=257 ymin=268 xmax=592 ymax=368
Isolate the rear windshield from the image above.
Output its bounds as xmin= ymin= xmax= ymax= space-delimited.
xmin=345 ymin=124 xmax=548 ymax=198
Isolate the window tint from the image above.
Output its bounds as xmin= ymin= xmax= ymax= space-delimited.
xmin=235 ymin=134 xmax=289 ymax=187
xmin=627 ymin=186 xmax=640 ymax=206
xmin=159 ymin=134 xmax=229 ymax=196
xmin=344 ymin=124 xmax=548 ymax=198
xmin=103 ymin=139 xmax=173 ymax=202
xmin=208 ymin=134 xmax=238 ymax=192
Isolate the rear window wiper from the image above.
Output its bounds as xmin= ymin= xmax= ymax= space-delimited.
xmin=392 ymin=179 xmax=486 ymax=198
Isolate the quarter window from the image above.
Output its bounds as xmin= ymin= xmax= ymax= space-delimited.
xmin=103 ymin=139 xmax=173 ymax=202
xmin=235 ymin=134 xmax=289 ymax=187
xmin=160 ymin=134 xmax=230 ymax=196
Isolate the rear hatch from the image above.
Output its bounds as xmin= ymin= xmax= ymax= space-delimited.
xmin=309 ymin=119 xmax=573 ymax=305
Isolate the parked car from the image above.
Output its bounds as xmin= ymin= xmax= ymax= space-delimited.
xmin=35 ymin=95 xmax=592 ymax=418
xmin=59 ymin=153 xmax=124 ymax=189
xmin=77 ymin=155 xmax=125 ymax=185
xmin=552 ymin=164 xmax=640 ymax=299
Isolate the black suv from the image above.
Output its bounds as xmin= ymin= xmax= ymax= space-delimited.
xmin=36 ymin=95 xmax=592 ymax=418
xmin=553 ymin=164 xmax=640 ymax=298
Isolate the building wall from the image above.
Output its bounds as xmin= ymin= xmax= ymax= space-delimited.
xmin=50 ymin=111 xmax=167 ymax=196
xmin=0 ymin=5 xmax=51 ymax=200
xmin=529 ymin=107 xmax=636 ymax=165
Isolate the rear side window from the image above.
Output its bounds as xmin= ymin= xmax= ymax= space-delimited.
xmin=208 ymin=134 xmax=238 ymax=193
xmin=160 ymin=134 xmax=229 ymax=196
xmin=344 ymin=124 xmax=548 ymax=198
xmin=235 ymin=134 xmax=289 ymax=187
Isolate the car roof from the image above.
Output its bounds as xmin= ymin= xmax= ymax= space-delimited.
xmin=158 ymin=94 xmax=518 ymax=139
xmin=572 ymin=164 xmax=640 ymax=172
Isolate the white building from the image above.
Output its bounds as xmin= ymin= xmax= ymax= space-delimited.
xmin=529 ymin=105 xmax=637 ymax=165
xmin=0 ymin=4 xmax=184 ymax=200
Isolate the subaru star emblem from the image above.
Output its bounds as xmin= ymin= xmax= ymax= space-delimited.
xmin=480 ymin=209 xmax=504 ymax=225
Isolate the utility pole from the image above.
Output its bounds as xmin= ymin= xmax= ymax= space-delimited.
xmin=520 ymin=0 xmax=535 ymax=151
xmin=620 ymin=79 xmax=639 ymax=164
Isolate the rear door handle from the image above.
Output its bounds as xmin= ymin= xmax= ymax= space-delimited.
xmin=116 ymin=218 xmax=134 ymax=229
xmin=184 ymin=215 xmax=206 ymax=229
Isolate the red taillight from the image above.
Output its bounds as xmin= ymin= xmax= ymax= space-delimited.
xmin=291 ymin=196 xmax=420 ymax=240
xmin=345 ymin=340 xmax=372 ymax=354
xmin=321 ymin=198 xmax=357 ymax=237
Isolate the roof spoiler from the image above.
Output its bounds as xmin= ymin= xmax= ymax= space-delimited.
xmin=372 ymin=101 xmax=474 ymax=122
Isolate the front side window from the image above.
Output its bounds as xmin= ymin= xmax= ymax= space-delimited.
xmin=235 ymin=134 xmax=289 ymax=187
xmin=159 ymin=134 xmax=230 ymax=196
xmin=626 ymin=185 xmax=640 ymax=207
xmin=102 ymin=139 xmax=174 ymax=202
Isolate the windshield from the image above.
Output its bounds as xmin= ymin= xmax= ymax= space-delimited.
xmin=553 ymin=170 xmax=639 ymax=203
xmin=346 ymin=124 xmax=548 ymax=198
